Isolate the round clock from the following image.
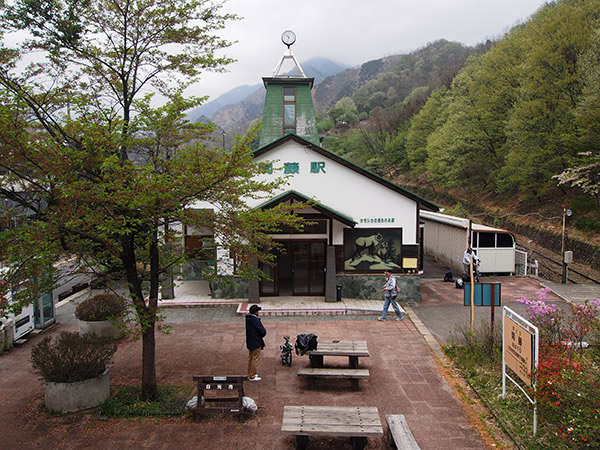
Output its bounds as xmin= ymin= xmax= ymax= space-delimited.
xmin=281 ymin=30 xmax=296 ymax=47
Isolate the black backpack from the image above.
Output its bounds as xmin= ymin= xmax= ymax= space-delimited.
xmin=295 ymin=333 xmax=318 ymax=356
xmin=443 ymin=271 xmax=454 ymax=282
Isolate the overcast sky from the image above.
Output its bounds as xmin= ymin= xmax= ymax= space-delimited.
xmin=189 ymin=0 xmax=548 ymax=102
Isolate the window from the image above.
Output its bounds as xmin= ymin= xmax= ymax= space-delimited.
xmin=473 ymin=231 xmax=514 ymax=248
xmin=477 ymin=232 xmax=496 ymax=248
xmin=283 ymin=87 xmax=296 ymax=134
xmin=183 ymin=225 xmax=215 ymax=261
xmin=496 ymin=233 xmax=514 ymax=248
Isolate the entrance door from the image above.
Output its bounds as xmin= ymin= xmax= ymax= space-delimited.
xmin=292 ymin=241 xmax=326 ymax=296
xmin=259 ymin=240 xmax=326 ymax=296
xmin=259 ymin=260 xmax=278 ymax=296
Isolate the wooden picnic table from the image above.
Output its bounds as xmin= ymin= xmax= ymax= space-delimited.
xmin=307 ymin=340 xmax=369 ymax=369
xmin=281 ymin=405 xmax=383 ymax=450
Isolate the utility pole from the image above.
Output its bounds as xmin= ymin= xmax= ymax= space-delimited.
xmin=561 ymin=206 xmax=566 ymax=284
xmin=468 ymin=219 xmax=474 ymax=333
xmin=561 ymin=206 xmax=572 ymax=284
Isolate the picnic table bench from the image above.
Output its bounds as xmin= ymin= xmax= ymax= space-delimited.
xmin=191 ymin=375 xmax=249 ymax=422
xmin=282 ymin=405 xmax=383 ymax=450
xmin=307 ymin=340 xmax=369 ymax=369
xmin=297 ymin=367 xmax=370 ymax=391
xmin=385 ymin=414 xmax=421 ymax=449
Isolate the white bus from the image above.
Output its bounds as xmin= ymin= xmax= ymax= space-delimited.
xmin=421 ymin=211 xmax=516 ymax=276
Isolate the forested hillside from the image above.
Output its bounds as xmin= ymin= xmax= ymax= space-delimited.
xmin=318 ymin=0 xmax=600 ymax=277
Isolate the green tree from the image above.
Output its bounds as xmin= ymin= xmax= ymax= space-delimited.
xmin=404 ymin=87 xmax=449 ymax=172
xmin=0 ymin=0 xmax=302 ymax=401
xmin=501 ymin=0 xmax=600 ymax=199
xmin=556 ymin=27 xmax=600 ymax=208
xmin=328 ymin=97 xmax=359 ymax=128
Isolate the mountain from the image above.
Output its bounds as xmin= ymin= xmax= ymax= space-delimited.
xmin=187 ymin=84 xmax=261 ymax=122
xmin=312 ymin=54 xmax=403 ymax=113
xmin=197 ymin=57 xmax=349 ymax=132
xmin=204 ymin=41 xmax=478 ymax=133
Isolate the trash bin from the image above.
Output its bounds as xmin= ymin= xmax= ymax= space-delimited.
xmin=336 ymin=285 xmax=342 ymax=302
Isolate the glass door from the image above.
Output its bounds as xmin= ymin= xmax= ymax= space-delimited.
xmin=292 ymin=241 xmax=325 ymax=295
xmin=259 ymin=261 xmax=278 ymax=296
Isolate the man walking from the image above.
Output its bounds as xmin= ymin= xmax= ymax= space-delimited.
xmin=378 ymin=270 xmax=403 ymax=321
xmin=246 ymin=304 xmax=266 ymax=381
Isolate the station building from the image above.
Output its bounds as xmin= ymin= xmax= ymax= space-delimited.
xmin=192 ymin=34 xmax=439 ymax=304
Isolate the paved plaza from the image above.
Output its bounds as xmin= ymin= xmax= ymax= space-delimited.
xmin=1 ymin=273 xmax=597 ymax=449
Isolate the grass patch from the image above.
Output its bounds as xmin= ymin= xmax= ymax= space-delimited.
xmin=444 ymin=344 xmax=542 ymax=448
xmin=97 ymin=384 xmax=192 ymax=417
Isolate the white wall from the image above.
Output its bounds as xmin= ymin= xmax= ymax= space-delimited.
xmin=423 ymin=219 xmax=466 ymax=273
xmin=252 ymin=141 xmax=419 ymax=244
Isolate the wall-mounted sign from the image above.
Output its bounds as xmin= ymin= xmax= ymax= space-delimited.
xmin=359 ymin=217 xmax=395 ymax=224
xmin=259 ymin=161 xmax=326 ymax=175
xmin=343 ymin=228 xmax=403 ymax=272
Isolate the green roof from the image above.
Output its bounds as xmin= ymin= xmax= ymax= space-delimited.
xmin=256 ymin=190 xmax=357 ymax=227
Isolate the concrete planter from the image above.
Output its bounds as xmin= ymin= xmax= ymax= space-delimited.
xmin=45 ymin=369 xmax=110 ymax=413
xmin=0 ymin=318 xmax=14 ymax=351
xmin=0 ymin=323 xmax=5 ymax=352
xmin=78 ymin=317 xmax=123 ymax=339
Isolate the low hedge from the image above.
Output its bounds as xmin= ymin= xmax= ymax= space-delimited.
xmin=75 ymin=293 xmax=127 ymax=322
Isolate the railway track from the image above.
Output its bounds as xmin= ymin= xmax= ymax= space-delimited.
xmin=527 ymin=249 xmax=600 ymax=285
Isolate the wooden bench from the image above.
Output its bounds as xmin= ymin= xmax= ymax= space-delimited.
xmin=192 ymin=375 xmax=249 ymax=422
xmin=282 ymin=405 xmax=383 ymax=450
xmin=385 ymin=414 xmax=421 ymax=449
xmin=297 ymin=367 xmax=369 ymax=391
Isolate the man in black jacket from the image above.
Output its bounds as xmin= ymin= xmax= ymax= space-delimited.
xmin=246 ymin=304 xmax=266 ymax=381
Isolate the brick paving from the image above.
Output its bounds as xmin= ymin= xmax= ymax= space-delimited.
xmin=2 ymin=275 xmax=577 ymax=449
xmin=2 ymin=316 xmax=487 ymax=449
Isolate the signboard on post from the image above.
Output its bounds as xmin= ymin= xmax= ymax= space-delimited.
xmin=464 ymin=283 xmax=501 ymax=339
xmin=504 ymin=315 xmax=534 ymax=386
xmin=463 ymin=283 xmax=501 ymax=306
xmin=502 ymin=306 xmax=539 ymax=435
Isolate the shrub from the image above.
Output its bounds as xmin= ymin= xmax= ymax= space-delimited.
xmin=75 ymin=293 xmax=127 ymax=322
xmin=30 ymin=332 xmax=117 ymax=383
xmin=533 ymin=343 xmax=600 ymax=447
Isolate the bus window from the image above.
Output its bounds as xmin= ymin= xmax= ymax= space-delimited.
xmin=497 ymin=233 xmax=514 ymax=248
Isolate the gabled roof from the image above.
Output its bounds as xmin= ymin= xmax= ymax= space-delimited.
xmin=253 ymin=134 xmax=440 ymax=212
xmin=256 ymin=190 xmax=357 ymax=227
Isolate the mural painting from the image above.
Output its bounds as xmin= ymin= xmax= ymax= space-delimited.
xmin=344 ymin=228 xmax=403 ymax=272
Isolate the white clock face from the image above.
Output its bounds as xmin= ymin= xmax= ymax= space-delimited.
xmin=282 ymin=30 xmax=296 ymax=46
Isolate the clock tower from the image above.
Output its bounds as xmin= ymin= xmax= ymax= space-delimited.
xmin=259 ymin=31 xmax=319 ymax=147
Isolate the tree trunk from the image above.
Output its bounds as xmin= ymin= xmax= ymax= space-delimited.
xmin=142 ymin=227 xmax=160 ymax=401
xmin=141 ymin=321 xmax=159 ymax=401
xmin=120 ymin=234 xmax=159 ymax=401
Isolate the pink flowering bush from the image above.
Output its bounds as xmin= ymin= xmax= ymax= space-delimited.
xmin=563 ymin=299 xmax=600 ymax=351
xmin=517 ymin=287 xmax=564 ymax=345
xmin=517 ymin=289 xmax=600 ymax=350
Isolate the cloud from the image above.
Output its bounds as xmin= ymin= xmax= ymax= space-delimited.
xmin=188 ymin=0 xmax=547 ymax=101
